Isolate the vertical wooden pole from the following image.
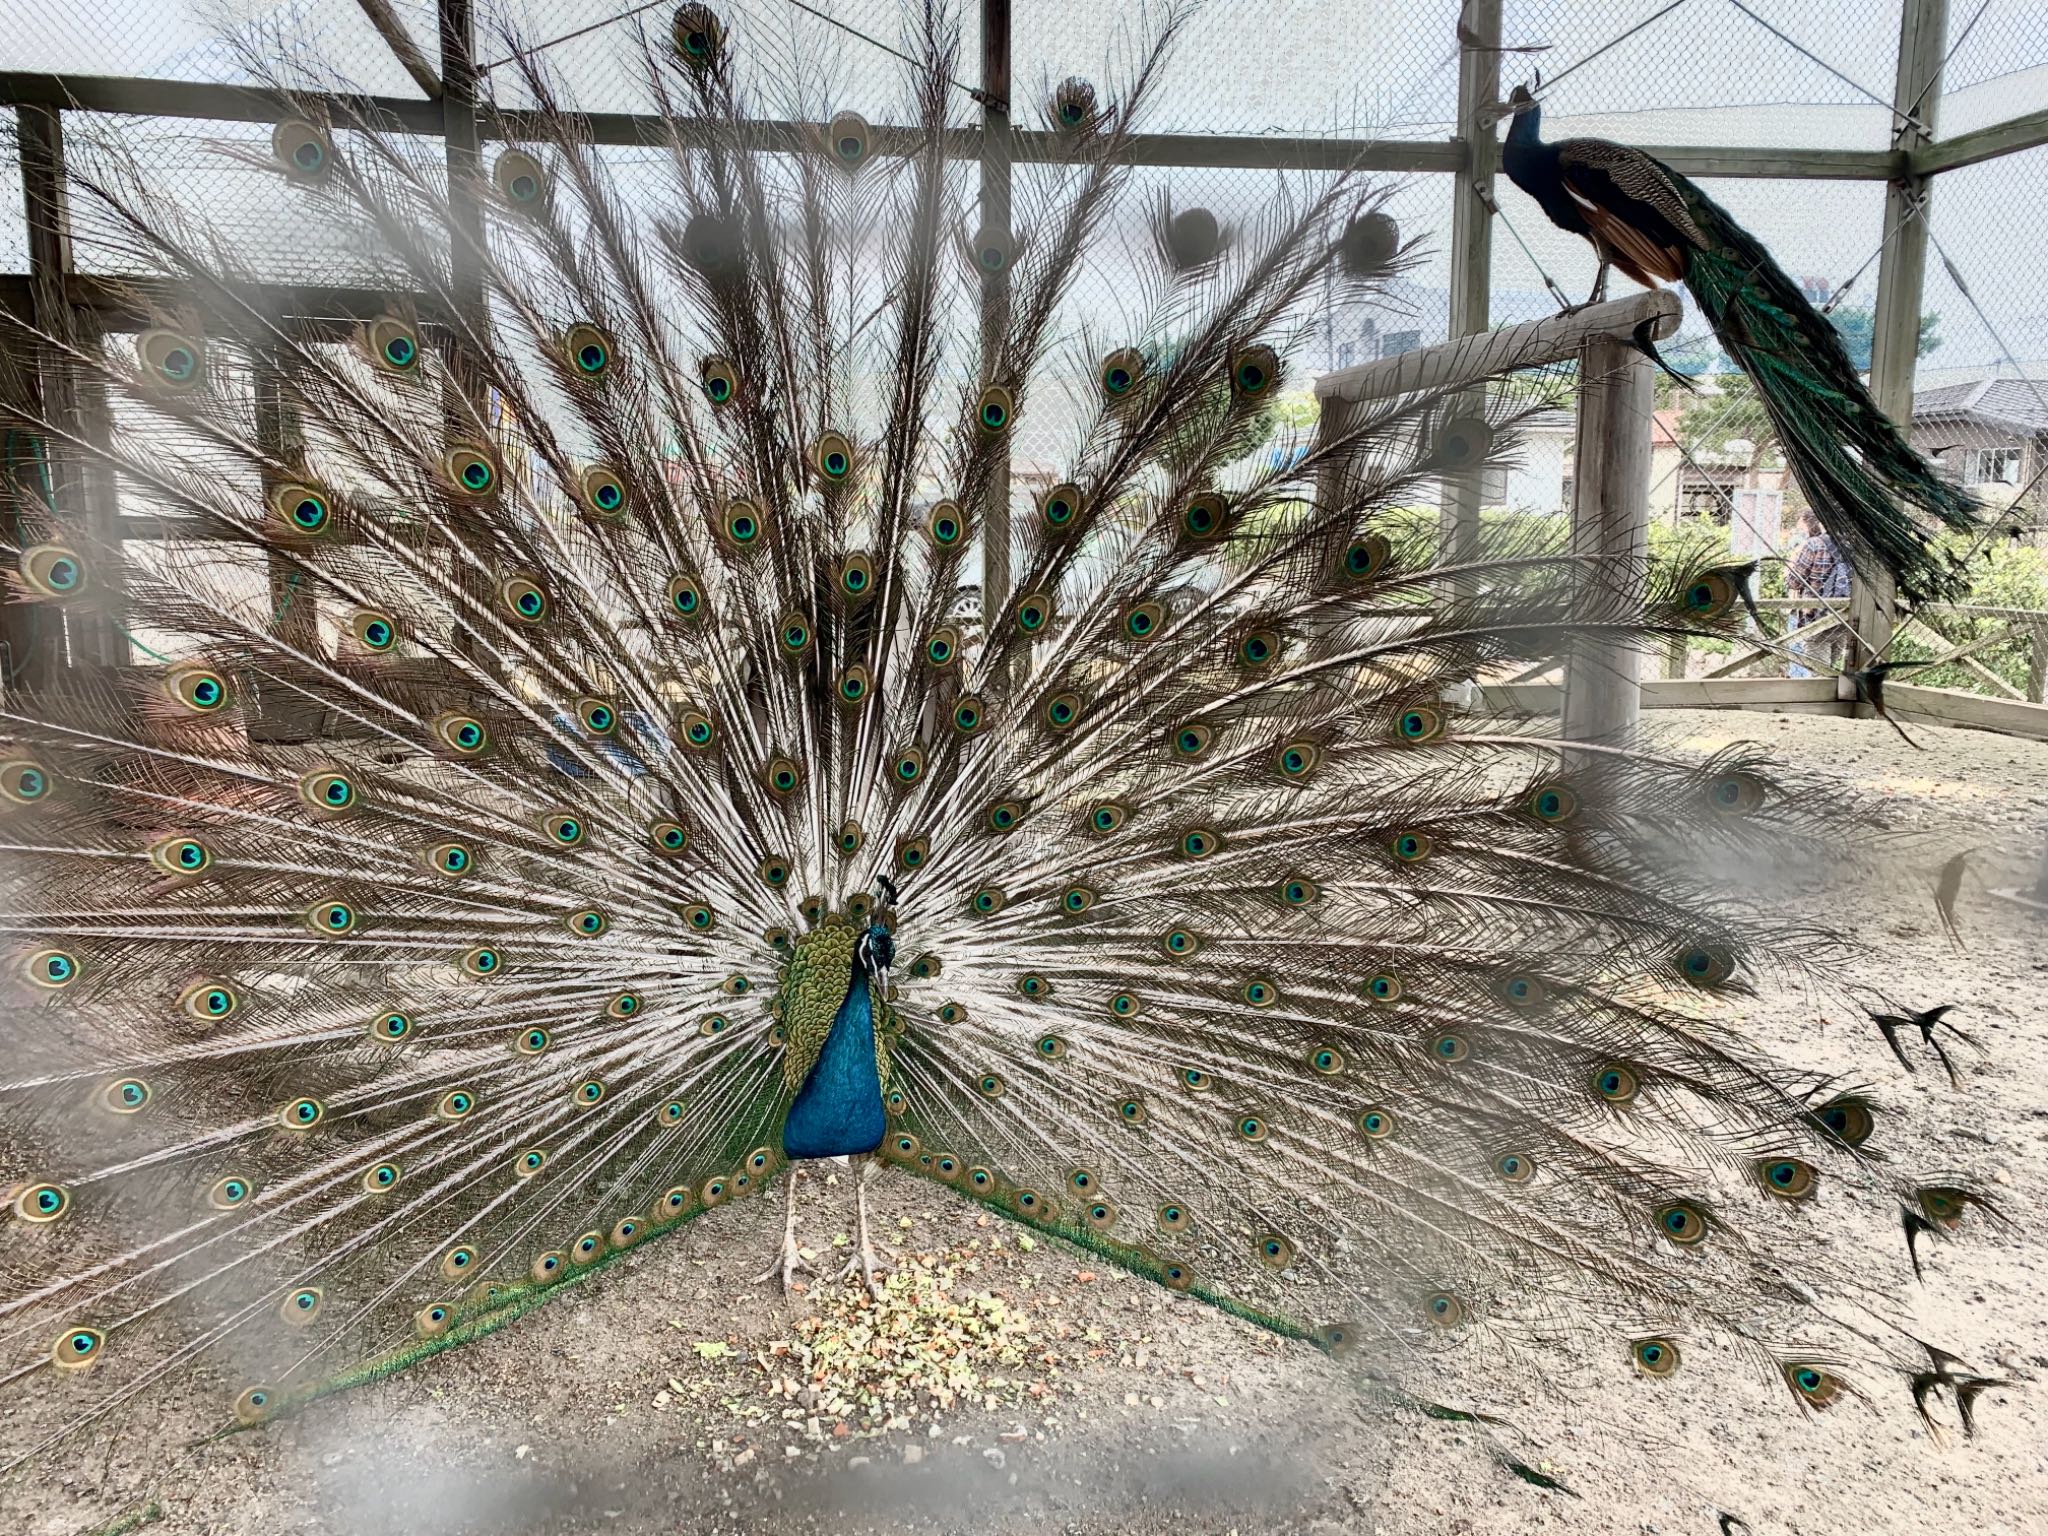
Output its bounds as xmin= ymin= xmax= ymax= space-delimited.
xmin=439 ymin=0 xmax=487 ymax=373
xmin=1442 ymin=0 xmax=1501 ymax=571
xmin=979 ymin=0 xmax=1012 ymax=629
xmin=16 ymin=103 xmax=124 ymax=673
xmin=1562 ymin=338 xmax=1652 ymax=740
xmin=439 ymin=0 xmax=491 ymax=671
xmin=1853 ymin=0 xmax=1949 ymax=688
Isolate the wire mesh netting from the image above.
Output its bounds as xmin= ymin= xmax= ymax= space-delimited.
xmin=9 ymin=0 xmax=436 ymax=93
xmin=1939 ymin=0 xmax=2048 ymax=139
xmin=5 ymin=0 xmax=2048 ymax=699
xmin=1502 ymin=0 xmax=1907 ymax=149
xmin=1012 ymin=0 xmax=1463 ymax=140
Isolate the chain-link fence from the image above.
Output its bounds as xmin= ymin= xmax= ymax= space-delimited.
xmin=5 ymin=0 xmax=2048 ymax=702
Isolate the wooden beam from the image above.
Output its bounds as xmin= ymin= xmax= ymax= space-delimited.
xmin=1648 ymin=145 xmax=1902 ymax=179
xmin=1483 ymin=676 xmax=1852 ymax=716
xmin=0 ymin=72 xmax=443 ymax=133
xmin=1481 ymin=674 xmax=2048 ymax=739
xmin=1316 ymin=288 xmax=1680 ymax=408
xmin=354 ymin=0 xmax=442 ymax=99
xmin=0 ymin=273 xmax=429 ymax=334
xmin=13 ymin=104 xmax=125 ymax=673
xmin=0 ymin=68 xmax=1953 ymax=182
xmin=1913 ymin=103 xmax=2048 ymax=176
xmin=0 ymin=70 xmax=1466 ymax=172
xmin=1886 ymin=680 xmax=2048 ymax=740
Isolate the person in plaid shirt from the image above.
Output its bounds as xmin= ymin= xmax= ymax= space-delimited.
xmin=1785 ymin=509 xmax=1849 ymax=676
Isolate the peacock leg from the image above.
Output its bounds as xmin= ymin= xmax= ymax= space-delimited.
xmin=1561 ymin=257 xmax=1612 ymax=315
xmin=753 ymin=1164 xmax=816 ymax=1293
xmin=834 ymin=1154 xmax=891 ymax=1301
xmin=1587 ymin=258 xmax=1610 ymax=306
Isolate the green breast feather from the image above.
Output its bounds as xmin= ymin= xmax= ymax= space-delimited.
xmin=773 ymin=917 xmax=891 ymax=1095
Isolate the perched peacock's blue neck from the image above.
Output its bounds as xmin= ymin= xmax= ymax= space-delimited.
xmin=1501 ymin=99 xmax=1552 ymax=183
xmin=1505 ymin=98 xmax=1542 ymax=153
xmin=781 ymin=959 xmax=887 ymax=1160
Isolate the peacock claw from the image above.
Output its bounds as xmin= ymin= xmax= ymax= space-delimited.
xmin=753 ymin=1234 xmax=816 ymax=1293
xmin=836 ymin=1239 xmax=891 ymax=1301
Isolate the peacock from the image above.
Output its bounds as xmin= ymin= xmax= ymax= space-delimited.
xmin=0 ymin=2 xmax=2003 ymax=1510
xmin=1500 ymin=81 xmax=1982 ymax=606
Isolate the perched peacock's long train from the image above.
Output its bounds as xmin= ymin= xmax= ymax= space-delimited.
xmin=0 ymin=1 xmax=1999 ymax=1501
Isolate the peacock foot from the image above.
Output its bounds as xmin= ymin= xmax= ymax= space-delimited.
xmin=753 ymin=1167 xmax=816 ymax=1294
xmin=835 ymin=1236 xmax=891 ymax=1302
xmin=753 ymin=1232 xmax=816 ymax=1294
xmin=835 ymin=1155 xmax=891 ymax=1301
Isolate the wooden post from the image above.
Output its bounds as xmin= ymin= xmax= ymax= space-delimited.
xmin=15 ymin=103 xmax=124 ymax=673
xmin=1561 ymin=337 xmax=1653 ymax=741
xmin=2028 ymin=622 xmax=2047 ymax=705
xmin=1441 ymin=0 xmax=1501 ymax=571
xmin=439 ymin=0 xmax=486 ymax=368
xmin=978 ymin=0 xmax=1012 ymax=629
xmin=1851 ymin=0 xmax=1949 ymax=690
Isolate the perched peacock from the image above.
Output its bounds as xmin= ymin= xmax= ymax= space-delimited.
xmin=0 ymin=2 xmax=2002 ymax=1509
xmin=1501 ymin=81 xmax=1982 ymax=606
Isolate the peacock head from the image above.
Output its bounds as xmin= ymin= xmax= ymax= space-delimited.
xmin=1503 ymin=80 xmax=1541 ymax=146
xmin=855 ymin=871 xmax=899 ymax=983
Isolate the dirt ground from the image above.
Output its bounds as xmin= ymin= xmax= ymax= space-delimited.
xmin=9 ymin=707 xmax=2046 ymax=1536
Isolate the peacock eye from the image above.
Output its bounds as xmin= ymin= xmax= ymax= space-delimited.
xmin=564 ymin=322 xmax=614 ymax=376
xmin=1230 ymin=344 xmax=1278 ymax=396
xmin=579 ymin=465 xmax=628 ymax=519
xmin=673 ymin=5 xmax=724 ymax=64
xmin=812 ymin=431 xmax=854 ymax=483
xmin=1 ymin=757 xmax=50 ymax=804
xmin=927 ymin=499 xmax=967 ymax=546
xmin=1341 ymin=533 xmax=1392 ymax=581
xmin=1100 ymin=348 xmax=1143 ymax=397
xmin=1633 ymin=1338 xmax=1682 ymax=1378
xmin=1039 ymin=482 xmax=1083 ymax=530
xmin=138 ymin=328 xmax=204 ymax=389
xmin=976 ymin=385 xmax=1014 ymax=434
xmin=493 ymin=149 xmax=547 ymax=208
xmin=498 ymin=574 xmax=547 ymax=623
xmin=971 ymin=222 xmax=1012 ymax=274
xmin=272 ymin=118 xmax=331 ymax=179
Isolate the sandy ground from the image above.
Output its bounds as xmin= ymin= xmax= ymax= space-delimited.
xmin=8 ymin=707 xmax=2047 ymax=1536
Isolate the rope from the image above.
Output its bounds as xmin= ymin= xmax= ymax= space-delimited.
xmin=1724 ymin=1 xmax=1928 ymax=135
xmin=1527 ymin=0 xmax=1693 ymax=101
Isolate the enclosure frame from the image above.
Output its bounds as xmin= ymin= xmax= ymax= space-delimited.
xmin=4 ymin=0 xmax=2048 ymax=737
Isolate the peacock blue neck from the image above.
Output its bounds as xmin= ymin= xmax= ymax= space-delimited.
xmin=1505 ymin=96 xmax=1542 ymax=152
xmin=781 ymin=955 xmax=887 ymax=1160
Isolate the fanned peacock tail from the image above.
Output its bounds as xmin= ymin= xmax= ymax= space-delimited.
xmin=0 ymin=2 xmax=1998 ymax=1493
